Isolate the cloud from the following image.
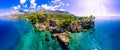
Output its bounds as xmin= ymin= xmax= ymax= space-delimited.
xmin=38 ymin=0 xmax=69 ymax=11
xmin=40 ymin=4 xmax=65 ymax=11
xmin=51 ymin=0 xmax=61 ymax=3
xmin=39 ymin=0 xmax=65 ymax=11
xmin=30 ymin=0 xmax=35 ymax=3
xmin=18 ymin=5 xmax=21 ymax=8
xmin=51 ymin=0 xmax=65 ymax=7
xmin=13 ymin=5 xmax=21 ymax=10
xmin=30 ymin=0 xmax=37 ymax=8
xmin=39 ymin=0 xmax=66 ymax=11
xmin=15 ymin=0 xmax=68 ymax=11
xmin=66 ymin=3 xmax=69 ymax=6
xmin=13 ymin=7 xmax=18 ymax=10
xmin=23 ymin=4 xmax=27 ymax=8
xmin=20 ymin=0 xmax=26 ymax=4
xmin=59 ymin=8 xmax=65 ymax=11
xmin=19 ymin=0 xmax=37 ymax=9
xmin=41 ymin=4 xmax=56 ymax=10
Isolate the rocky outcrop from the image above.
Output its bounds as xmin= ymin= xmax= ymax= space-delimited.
xmin=57 ymin=33 xmax=69 ymax=46
xmin=18 ymin=11 xmax=95 ymax=50
xmin=68 ymin=22 xmax=83 ymax=32
xmin=49 ymin=20 xmax=56 ymax=26
xmin=81 ymin=21 xmax=94 ymax=29
xmin=52 ymin=32 xmax=69 ymax=46
xmin=52 ymin=27 xmax=65 ymax=33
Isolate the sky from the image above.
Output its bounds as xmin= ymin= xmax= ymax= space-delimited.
xmin=0 ymin=0 xmax=120 ymax=17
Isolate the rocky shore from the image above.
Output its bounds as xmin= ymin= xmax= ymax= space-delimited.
xmin=18 ymin=11 xmax=95 ymax=48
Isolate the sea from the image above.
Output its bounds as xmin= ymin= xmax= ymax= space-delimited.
xmin=0 ymin=16 xmax=120 ymax=50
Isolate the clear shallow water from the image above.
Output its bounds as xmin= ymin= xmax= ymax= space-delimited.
xmin=0 ymin=17 xmax=120 ymax=50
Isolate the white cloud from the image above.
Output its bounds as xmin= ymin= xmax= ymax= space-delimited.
xmin=51 ymin=0 xmax=61 ymax=3
xmin=45 ymin=0 xmax=65 ymax=10
xmin=20 ymin=0 xmax=26 ymax=4
xmin=17 ymin=0 xmax=67 ymax=11
xmin=30 ymin=3 xmax=37 ymax=8
xmin=54 ymin=5 xmax=60 ymax=8
xmin=66 ymin=3 xmax=69 ymax=6
xmin=18 ymin=5 xmax=21 ymax=8
xmin=51 ymin=0 xmax=65 ymax=6
xmin=13 ymin=6 xmax=18 ymax=10
xmin=13 ymin=5 xmax=21 ymax=10
xmin=41 ymin=4 xmax=56 ymax=10
xmin=23 ymin=4 xmax=27 ymax=8
xmin=37 ymin=6 xmax=41 ymax=8
xmin=30 ymin=0 xmax=37 ymax=8
xmin=30 ymin=0 xmax=35 ymax=3
xmin=59 ymin=8 xmax=65 ymax=11
xmin=19 ymin=0 xmax=37 ymax=8
xmin=38 ymin=0 xmax=67 ymax=11
xmin=59 ymin=1 xmax=65 ymax=6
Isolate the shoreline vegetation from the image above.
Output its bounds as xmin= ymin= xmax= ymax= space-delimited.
xmin=18 ymin=10 xmax=95 ymax=48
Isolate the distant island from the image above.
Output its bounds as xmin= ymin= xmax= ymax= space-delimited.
xmin=18 ymin=10 xmax=95 ymax=47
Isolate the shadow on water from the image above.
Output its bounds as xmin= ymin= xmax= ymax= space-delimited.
xmin=57 ymin=37 xmax=68 ymax=50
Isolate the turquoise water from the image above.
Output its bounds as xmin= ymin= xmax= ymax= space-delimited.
xmin=0 ymin=17 xmax=120 ymax=50
xmin=15 ymin=28 xmax=100 ymax=50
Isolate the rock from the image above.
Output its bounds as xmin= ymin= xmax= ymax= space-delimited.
xmin=50 ymin=27 xmax=65 ymax=33
xmin=90 ymin=21 xmax=94 ymax=28
xmin=57 ymin=32 xmax=69 ymax=46
xmin=45 ymin=37 xmax=50 ymax=41
xmin=76 ymin=26 xmax=82 ymax=32
xmin=45 ymin=34 xmax=48 ymax=36
xmin=58 ymin=27 xmax=65 ymax=33
xmin=55 ymin=27 xmax=65 ymax=33
xmin=49 ymin=20 xmax=56 ymax=26
xmin=81 ymin=21 xmax=94 ymax=29
xmin=52 ymin=32 xmax=69 ymax=46
xmin=52 ymin=34 xmax=59 ymax=37
xmin=69 ymin=23 xmax=76 ymax=32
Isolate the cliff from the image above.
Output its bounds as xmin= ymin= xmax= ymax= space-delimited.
xmin=17 ymin=10 xmax=95 ymax=48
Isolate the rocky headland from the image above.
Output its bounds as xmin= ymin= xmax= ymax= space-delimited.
xmin=18 ymin=10 xmax=95 ymax=48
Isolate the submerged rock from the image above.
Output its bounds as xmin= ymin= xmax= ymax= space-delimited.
xmin=45 ymin=37 xmax=50 ymax=41
xmin=52 ymin=32 xmax=69 ymax=46
xmin=57 ymin=32 xmax=69 ymax=46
